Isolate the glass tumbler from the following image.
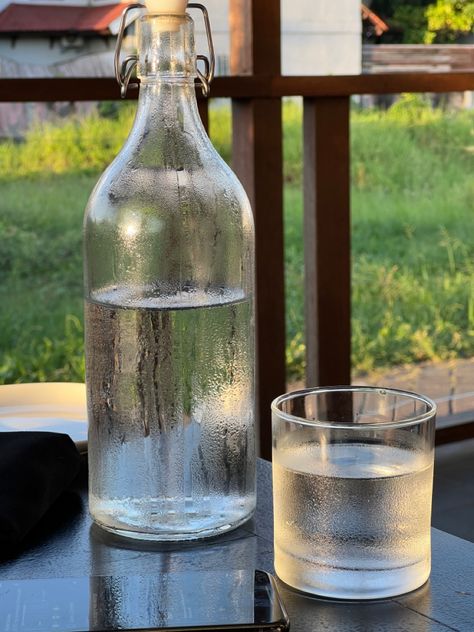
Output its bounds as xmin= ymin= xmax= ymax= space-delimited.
xmin=272 ymin=386 xmax=436 ymax=600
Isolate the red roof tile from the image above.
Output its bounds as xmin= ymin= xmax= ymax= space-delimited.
xmin=0 ymin=3 xmax=125 ymax=34
xmin=361 ymin=3 xmax=389 ymax=36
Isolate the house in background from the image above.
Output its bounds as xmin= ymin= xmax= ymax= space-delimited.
xmin=0 ymin=0 xmax=129 ymax=135
xmin=0 ymin=0 xmax=363 ymax=77
xmin=0 ymin=0 xmax=125 ymax=75
xmin=195 ymin=0 xmax=362 ymax=76
xmin=282 ymin=0 xmax=361 ymax=75
xmin=0 ymin=0 xmax=363 ymax=135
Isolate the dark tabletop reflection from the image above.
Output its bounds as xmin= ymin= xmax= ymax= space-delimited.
xmin=277 ymin=580 xmax=437 ymax=632
xmin=88 ymin=525 xmax=258 ymax=630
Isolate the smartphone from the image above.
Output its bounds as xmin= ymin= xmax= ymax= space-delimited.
xmin=0 ymin=569 xmax=289 ymax=632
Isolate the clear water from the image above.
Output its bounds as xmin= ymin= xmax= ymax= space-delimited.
xmin=85 ymin=289 xmax=255 ymax=540
xmin=273 ymin=442 xmax=433 ymax=599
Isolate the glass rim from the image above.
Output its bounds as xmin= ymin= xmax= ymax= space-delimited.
xmin=271 ymin=385 xmax=437 ymax=430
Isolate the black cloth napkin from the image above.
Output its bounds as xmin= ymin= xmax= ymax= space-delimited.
xmin=0 ymin=432 xmax=81 ymax=548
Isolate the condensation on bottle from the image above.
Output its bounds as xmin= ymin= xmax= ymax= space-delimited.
xmin=83 ymin=3 xmax=256 ymax=541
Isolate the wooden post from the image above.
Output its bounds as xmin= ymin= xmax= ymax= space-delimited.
xmin=197 ymin=98 xmax=209 ymax=133
xmin=230 ymin=0 xmax=285 ymax=460
xmin=303 ymin=97 xmax=351 ymax=387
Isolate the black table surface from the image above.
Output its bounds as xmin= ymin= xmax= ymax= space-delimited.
xmin=1 ymin=459 xmax=473 ymax=632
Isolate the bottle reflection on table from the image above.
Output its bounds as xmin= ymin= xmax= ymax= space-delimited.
xmin=88 ymin=525 xmax=258 ymax=630
xmin=89 ymin=570 xmax=255 ymax=630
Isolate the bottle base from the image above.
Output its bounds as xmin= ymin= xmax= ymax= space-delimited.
xmin=90 ymin=495 xmax=256 ymax=542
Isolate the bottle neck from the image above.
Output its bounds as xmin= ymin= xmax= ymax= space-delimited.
xmin=137 ymin=13 xmax=197 ymax=83
xmin=128 ymin=13 xmax=207 ymax=153
xmin=133 ymin=79 xmax=205 ymax=138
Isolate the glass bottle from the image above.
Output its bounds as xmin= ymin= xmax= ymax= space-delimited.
xmin=84 ymin=6 xmax=255 ymax=540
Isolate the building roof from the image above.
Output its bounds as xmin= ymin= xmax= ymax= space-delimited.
xmin=0 ymin=3 xmax=125 ymax=35
xmin=361 ymin=4 xmax=389 ymax=37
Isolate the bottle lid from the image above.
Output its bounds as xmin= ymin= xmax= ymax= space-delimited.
xmin=144 ymin=0 xmax=188 ymax=31
xmin=145 ymin=0 xmax=188 ymax=15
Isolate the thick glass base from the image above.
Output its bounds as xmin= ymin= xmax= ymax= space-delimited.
xmin=90 ymin=494 xmax=256 ymax=542
xmin=275 ymin=547 xmax=430 ymax=600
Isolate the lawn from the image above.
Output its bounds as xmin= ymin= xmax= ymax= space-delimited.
xmin=1 ymin=96 xmax=474 ymax=384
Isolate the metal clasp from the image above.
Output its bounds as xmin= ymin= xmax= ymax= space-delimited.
xmin=114 ymin=3 xmax=144 ymax=98
xmin=114 ymin=2 xmax=215 ymax=99
xmin=188 ymin=3 xmax=215 ymax=97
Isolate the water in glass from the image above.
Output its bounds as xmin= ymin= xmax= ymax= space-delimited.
xmin=273 ymin=440 xmax=433 ymax=599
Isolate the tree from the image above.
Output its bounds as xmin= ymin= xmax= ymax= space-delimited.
xmin=369 ymin=1 xmax=433 ymax=43
xmin=393 ymin=5 xmax=430 ymax=42
xmin=425 ymin=0 xmax=474 ymax=43
xmin=370 ymin=0 xmax=432 ymax=18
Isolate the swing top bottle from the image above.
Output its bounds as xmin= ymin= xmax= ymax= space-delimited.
xmin=84 ymin=5 xmax=256 ymax=540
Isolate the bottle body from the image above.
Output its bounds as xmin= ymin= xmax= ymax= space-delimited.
xmin=85 ymin=291 xmax=255 ymax=540
xmin=84 ymin=14 xmax=255 ymax=540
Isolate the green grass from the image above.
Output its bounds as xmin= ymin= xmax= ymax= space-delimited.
xmin=284 ymin=97 xmax=474 ymax=378
xmin=352 ymin=98 xmax=474 ymax=374
xmin=1 ymin=96 xmax=474 ymax=383
xmin=0 ymin=174 xmax=97 ymax=382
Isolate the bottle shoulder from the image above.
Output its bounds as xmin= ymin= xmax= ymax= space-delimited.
xmin=85 ymin=139 xmax=252 ymax=224
xmin=84 ymin=143 xmax=255 ymax=298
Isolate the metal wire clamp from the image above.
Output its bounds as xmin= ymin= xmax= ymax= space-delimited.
xmin=114 ymin=3 xmax=144 ymax=98
xmin=114 ymin=2 xmax=215 ymax=99
xmin=188 ymin=3 xmax=216 ymax=97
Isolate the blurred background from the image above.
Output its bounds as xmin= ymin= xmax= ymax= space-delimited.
xmin=2 ymin=1 xmax=474 ymax=398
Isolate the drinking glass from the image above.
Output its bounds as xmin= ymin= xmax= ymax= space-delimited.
xmin=272 ymin=386 xmax=436 ymax=600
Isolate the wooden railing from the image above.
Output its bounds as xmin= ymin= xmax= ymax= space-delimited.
xmin=363 ymin=44 xmax=474 ymax=74
xmin=1 ymin=2 xmax=474 ymax=457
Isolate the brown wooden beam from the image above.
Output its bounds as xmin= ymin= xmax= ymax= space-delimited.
xmin=230 ymin=0 xmax=285 ymax=460
xmin=197 ymin=98 xmax=209 ymax=133
xmin=0 ymin=78 xmax=131 ymax=102
xmin=436 ymin=421 xmax=474 ymax=445
xmin=304 ymin=97 xmax=351 ymax=387
xmin=230 ymin=0 xmax=281 ymax=75
xmin=2 ymin=72 xmax=474 ymax=103
xmin=229 ymin=0 xmax=252 ymax=76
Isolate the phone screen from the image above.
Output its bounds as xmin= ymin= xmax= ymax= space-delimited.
xmin=0 ymin=570 xmax=288 ymax=631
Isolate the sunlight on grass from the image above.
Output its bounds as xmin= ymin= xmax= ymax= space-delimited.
xmin=1 ymin=97 xmax=474 ymax=383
